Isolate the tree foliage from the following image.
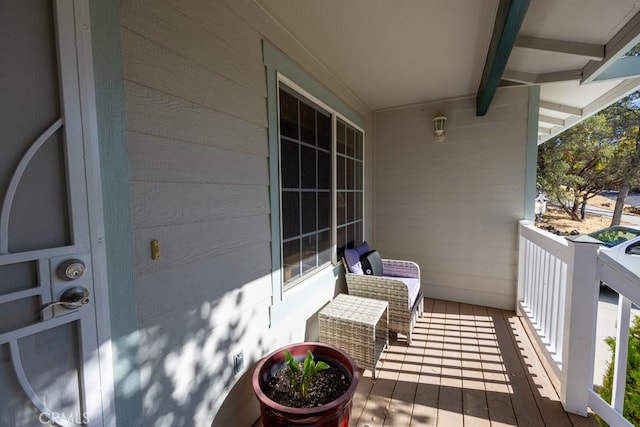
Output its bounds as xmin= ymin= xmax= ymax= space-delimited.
xmin=601 ymin=90 xmax=640 ymax=225
xmin=537 ymin=115 xmax=618 ymax=220
xmin=537 ymin=88 xmax=640 ymax=222
xmin=598 ymin=316 xmax=640 ymax=426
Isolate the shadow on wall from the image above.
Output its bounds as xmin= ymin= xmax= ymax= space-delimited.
xmin=211 ymin=363 xmax=260 ymax=427
xmin=137 ymin=273 xmax=273 ymax=427
xmin=211 ymin=265 xmax=348 ymax=426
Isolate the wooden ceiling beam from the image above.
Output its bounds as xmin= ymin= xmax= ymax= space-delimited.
xmin=539 ymin=101 xmax=582 ymax=116
xmin=536 ymin=69 xmax=582 ymax=84
xmin=539 ymin=115 xmax=565 ymax=126
xmin=502 ymin=68 xmax=582 ymax=84
xmin=502 ymin=69 xmax=537 ymax=84
xmin=476 ymin=0 xmax=531 ymax=116
xmin=514 ymin=36 xmax=604 ymax=60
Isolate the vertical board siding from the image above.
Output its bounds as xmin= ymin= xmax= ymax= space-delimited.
xmin=374 ymin=87 xmax=529 ymax=310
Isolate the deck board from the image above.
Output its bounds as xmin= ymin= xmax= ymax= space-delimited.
xmin=349 ymin=299 xmax=599 ymax=427
xmin=252 ymin=298 xmax=600 ymax=427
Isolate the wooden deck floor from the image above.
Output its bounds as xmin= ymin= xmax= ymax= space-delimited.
xmin=253 ymin=298 xmax=600 ymax=426
xmin=349 ymin=298 xmax=599 ymax=427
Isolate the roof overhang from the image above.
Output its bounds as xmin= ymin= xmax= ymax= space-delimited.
xmin=252 ymin=0 xmax=640 ymax=137
xmin=502 ymin=2 xmax=640 ymax=143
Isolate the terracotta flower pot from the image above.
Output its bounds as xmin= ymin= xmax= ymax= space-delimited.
xmin=252 ymin=342 xmax=359 ymax=427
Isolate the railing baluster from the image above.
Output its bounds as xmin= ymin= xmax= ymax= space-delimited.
xmin=519 ymin=220 xmax=640 ymax=425
xmin=541 ymin=250 xmax=550 ymax=342
xmin=612 ymin=295 xmax=631 ymax=413
xmin=533 ymin=244 xmax=542 ymax=323
xmin=556 ymin=261 xmax=567 ymax=364
xmin=549 ymin=257 xmax=561 ymax=355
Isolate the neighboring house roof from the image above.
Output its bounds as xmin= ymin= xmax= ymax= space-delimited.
xmin=256 ymin=0 xmax=640 ymax=141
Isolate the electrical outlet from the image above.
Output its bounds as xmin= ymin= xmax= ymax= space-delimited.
xmin=233 ymin=351 xmax=244 ymax=375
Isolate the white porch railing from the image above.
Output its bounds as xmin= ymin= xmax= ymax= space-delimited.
xmin=517 ymin=220 xmax=640 ymax=427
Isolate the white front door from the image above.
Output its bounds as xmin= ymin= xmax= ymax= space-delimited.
xmin=0 ymin=1 xmax=112 ymax=426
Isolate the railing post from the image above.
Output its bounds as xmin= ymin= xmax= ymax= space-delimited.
xmin=560 ymin=235 xmax=601 ymax=416
xmin=516 ymin=220 xmax=532 ymax=315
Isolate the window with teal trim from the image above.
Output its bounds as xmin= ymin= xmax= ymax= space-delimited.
xmin=280 ymin=86 xmax=332 ymax=288
xmin=336 ymin=118 xmax=364 ymax=259
xmin=278 ymin=84 xmax=364 ymax=289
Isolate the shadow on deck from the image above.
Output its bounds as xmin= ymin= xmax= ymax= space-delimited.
xmin=350 ymin=298 xmax=599 ymax=427
xmin=252 ymin=297 xmax=600 ymax=426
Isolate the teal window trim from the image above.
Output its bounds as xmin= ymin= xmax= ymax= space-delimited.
xmin=263 ymin=40 xmax=365 ymax=321
xmin=524 ymin=85 xmax=540 ymax=221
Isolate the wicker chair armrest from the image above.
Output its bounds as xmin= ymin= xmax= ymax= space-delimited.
xmin=345 ymin=273 xmax=410 ymax=312
xmin=382 ymin=259 xmax=420 ymax=279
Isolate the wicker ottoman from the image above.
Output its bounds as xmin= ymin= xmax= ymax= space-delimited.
xmin=318 ymin=294 xmax=388 ymax=378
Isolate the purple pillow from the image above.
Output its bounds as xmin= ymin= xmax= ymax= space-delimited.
xmin=344 ymin=241 xmax=372 ymax=274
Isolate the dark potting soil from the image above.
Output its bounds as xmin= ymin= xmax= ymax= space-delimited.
xmin=264 ymin=366 xmax=350 ymax=408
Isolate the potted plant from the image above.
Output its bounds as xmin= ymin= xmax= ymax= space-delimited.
xmin=252 ymin=342 xmax=360 ymax=427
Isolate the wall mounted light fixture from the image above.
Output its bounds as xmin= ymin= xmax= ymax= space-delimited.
xmin=433 ymin=114 xmax=447 ymax=142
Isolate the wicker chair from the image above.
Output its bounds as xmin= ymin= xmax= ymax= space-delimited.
xmin=342 ymin=257 xmax=424 ymax=345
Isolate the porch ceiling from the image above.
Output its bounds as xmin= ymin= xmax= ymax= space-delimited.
xmin=256 ymin=0 xmax=640 ymax=142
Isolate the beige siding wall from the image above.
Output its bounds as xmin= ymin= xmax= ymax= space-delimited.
xmin=374 ymin=87 xmax=530 ymax=310
xmin=120 ymin=0 xmax=372 ymax=425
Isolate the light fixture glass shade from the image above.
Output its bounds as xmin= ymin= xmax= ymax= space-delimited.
xmin=433 ymin=114 xmax=447 ymax=142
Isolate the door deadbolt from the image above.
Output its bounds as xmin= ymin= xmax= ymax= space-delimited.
xmin=56 ymin=259 xmax=86 ymax=280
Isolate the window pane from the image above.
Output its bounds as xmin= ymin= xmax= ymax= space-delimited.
xmin=300 ymin=101 xmax=316 ymax=145
xmin=346 ymin=127 xmax=355 ymax=157
xmin=283 ymin=239 xmax=300 ymax=283
xmin=355 ymin=131 xmax=363 ymax=160
xmin=318 ymin=230 xmax=331 ymax=265
xmin=317 ymin=112 xmax=331 ymax=151
xmin=355 ymin=192 xmax=363 ymax=220
xmin=302 ymin=192 xmax=316 ymax=234
xmin=347 ymin=192 xmax=355 ymax=223
xmin=337 ymin=225 xmax=346 ymax=257
xmin=302 ymin=234 xmax=317 ymax=274
xmin=282 ymin=191 xmax=299 ymax=239
xmin=346 ymin=158 xmax=354 ymax=189
xmin=318 ymin=151 xmax=330 ymax=190
xmin=317 ymin=192 xmax=330 ymax=230
xmin=347 ymin=224 xmax=355 ymax=250
xmin=301 ymin=145 xmax=316 ymax=188
xmin=279 ymin=90 xmax=298 ymax=139
xmin=281 ymin=139 xmax=299 ymax=189
xmin=355 ymin=161 xmax=363 ymax=190
xmin=337 ymin=156 xmax=345 ymax=190
xmin=337 ymin=191 xmax=346 ymax=226
xmin=355 ymin=221 xmax=363 ymax=245
xmin=337 ymin=120 xmax=346 ymax=154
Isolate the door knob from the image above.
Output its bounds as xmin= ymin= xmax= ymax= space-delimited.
xmin=59 ymin=286 xmax=90 ymax=308
xmin=39 ymin=286 xmax=90 ymax=316
xmin=56 ymin=259 xmax=86 ymax=280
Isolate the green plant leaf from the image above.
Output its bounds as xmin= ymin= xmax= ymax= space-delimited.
xmin=315 ymin=360 xmax=330 ymax=372
xmin=284 ymin=350 xmax=300 ymax=374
